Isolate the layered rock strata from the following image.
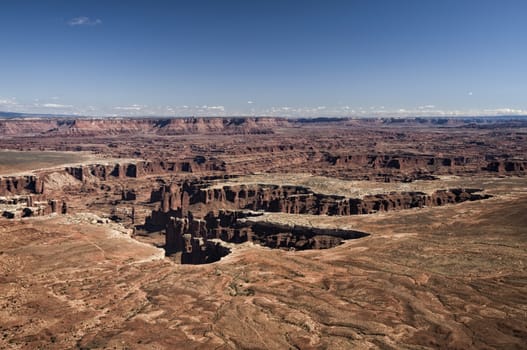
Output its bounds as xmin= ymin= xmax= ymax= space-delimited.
xmin=0 ymin=117 xmax=288 ymax=136
xmin=147 ymin=182 xmax=491 ymax=225
xmin=144 ymin=181 xmax=491 ymax=264
xmin=1 ymin=195 xmax=67 ymax=219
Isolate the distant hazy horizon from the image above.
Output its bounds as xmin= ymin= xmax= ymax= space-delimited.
xmin=1 ymin=0 xmax=526 ymax=117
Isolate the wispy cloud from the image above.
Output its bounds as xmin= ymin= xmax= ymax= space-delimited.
xmin=0 ymin=97 xmax=18 ymax=106
xmin=108 ymin=104 xmax=228 ymax=117
xmin=1 ymin=99 xmax=526 ymax=118
xmin=42 ymin=103 xmax=72 ymax=108
xmin=418 ymin=105 xmax=436 ymax=110
xmin=114 ymin=104 xmax=146 ymax=111
xmin=259 ymin=105 xmax=527 ymax=118
xmin=206 ymin=105 xmax=225 ymax=111
xmin=68 ymin=16 xmax=102 ymax=26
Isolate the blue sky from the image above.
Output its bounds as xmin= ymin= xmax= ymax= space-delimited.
xmin=0 ymin=0 xmax=526 ymax=117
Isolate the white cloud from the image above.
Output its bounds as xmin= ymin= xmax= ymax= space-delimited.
xmin=42 ymin=103 xmax=72 ymax=108
xmin=114 ymin=104 xmax=146 ymax=111
xmin=255 ymin=104 xmax=527 ymax=118
xmin=0 ymin=97 xmax=18 ymax=106
xmin=1 ymin=98 xmax=526 ymax=118
xmin=484 ymin=108 xmax=527 ymax=115
xmin=68 ymin=17 xmax=102 ymax=26
xmin=247 ymin=101 xmax=254 ymax=104
xmin=468 ymin=92 xmax=473 ymax=96
xmin=207 ymin=106 xmax=225 ymax=111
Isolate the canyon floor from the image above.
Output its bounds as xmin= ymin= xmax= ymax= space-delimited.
xmin=0 ymin=117 xmax=526 ymax=349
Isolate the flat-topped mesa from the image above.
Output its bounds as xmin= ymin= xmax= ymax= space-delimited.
xmin=324 ymin=154 xmax=470 ymax=170
xmin=0 ymin=157 xmax=226 ymax=197
xmin=64 ymin=162 xmax=173 ymax=181
xmin=197 ymin=184 xmax=491 ymax=215
xmin=2 ymin=116 xmax=527 ymax=137
xmin=150 ymin=181 xmax=492 ymax=263
xmin=155 ymin=117 xmax=287 ymax=135
xmin=0 ymin=117 xmax=289 ymax=136
xmin=321 ymin=153 xmax=527 ymax=177
xmin=65 ymin=158 xmax=226 ymax=182
xmin=147 ymin=181 xmax=492 ymax=226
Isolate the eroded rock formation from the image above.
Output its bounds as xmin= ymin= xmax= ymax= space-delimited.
xmin=165 ymin=216 xmax=230 ymax=264
xmin=0 ymin=117 xmax=288 ymax=136
xmin=0 ymin=175 xmax=43 ymax=196
xmin=1 ymin=195 xmax=67 ymax=218
xmin=149 ymin=181 xmax=491 ymax=219
xmin=146 ymin=180 xmax=491 ymax=263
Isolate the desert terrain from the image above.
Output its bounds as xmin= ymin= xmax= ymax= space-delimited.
xmin=0 ymin=116 xmax=526 ymax=349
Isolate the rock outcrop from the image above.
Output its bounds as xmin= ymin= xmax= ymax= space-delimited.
xmin=1 ymin=195 xmax=67 ymax=219
xmin=483 ymin=160 xmax=527 ymax=175
xmin=0 ymin=175 xmax=44 ymax=196
xmin=165 ymin=216 xmax=230 ymax=264
xmin=0 ymin=117 xmax=289 ymax=136
xmin=145 ymin=180 xmax=492 ymax=263
xmin=163 ymin=209 xmax=368 ymax=263
xmin=149 ymin=182 xmax=491 ymax=219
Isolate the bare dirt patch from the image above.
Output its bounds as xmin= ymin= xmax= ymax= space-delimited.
xmin=0 ymin=150 xmax=95 ymax=175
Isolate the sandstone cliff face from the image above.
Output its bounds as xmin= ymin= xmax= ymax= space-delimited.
xmin=157 ymin=117 xmax=286 ymax=135
xmin=0 ymin=175 xmax=43 ymax=196
xmin=313 ymin=152 xmax=527 ymax=179
xmin=0 ymin=117 xmax=289 ymax=136
xmin=3 ymin=116 xmax=526 ymax=137
xmin=145 ymin=180 xmax=492 ymax=263
xmin=203 ymin=210 xmax=368 ymax=249
xmin=1 ymin=195 xmax=67 ymax=218
xmin=0 ymin=163 xmax=146 ymax=196
xmin=484 ymin=160 xmax=527 ymax=175
xmin=194 ymin=184 xmax=490 ymax=216
xmin=163 ymin=209 xmax=367 ymax=263
xmin=322 ymin=153 xmax=480 ymax=176
xmin=247 ymin=221 xmax=368 ymax=250
xmin=64 ymin=158 xmax=226 ymax=182
xmin=148 ymin=181 xmax=491 ymax=223
xmin=0 ymin=119 xmax=58 ymax=136
xmin=165 ymin=216 xmax=230 ymax=264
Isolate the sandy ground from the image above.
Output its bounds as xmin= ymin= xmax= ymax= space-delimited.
xmin=0 ymin=150 xmax=141 ymax=176
xmin=1 ymin=177 xmax=526 ymax=349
